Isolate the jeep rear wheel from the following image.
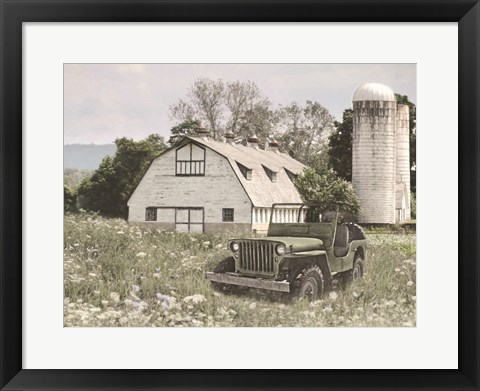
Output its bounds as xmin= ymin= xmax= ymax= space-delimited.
xmin=343 ymin=255 xmax=364 ymax=285
xmin=352 ymin=258 xmax=364 ymax=279
xmin=292 ymin=265 xmax=324 ymax=301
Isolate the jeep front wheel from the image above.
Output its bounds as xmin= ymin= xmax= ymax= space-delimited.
xmin=292 ymin=265 xmax=324 ymax=300
xmin=211 ymin=257 xmax=238 ymax=293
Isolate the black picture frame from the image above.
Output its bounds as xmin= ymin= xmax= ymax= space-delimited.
xmin=1 ymin=1 xmax=478 ymax=390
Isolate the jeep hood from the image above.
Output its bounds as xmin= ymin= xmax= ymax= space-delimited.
xmin=256 ymin=237 xmax=324 ymax=253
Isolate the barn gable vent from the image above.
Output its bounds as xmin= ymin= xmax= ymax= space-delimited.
xmin=262 ymin=165 xmax=277 ymax=182
xmin=236 ymin=161 xmax=253 ymax=180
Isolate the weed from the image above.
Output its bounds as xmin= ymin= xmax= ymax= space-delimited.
xmin=64 ymin=213 xmax=416 ymax=327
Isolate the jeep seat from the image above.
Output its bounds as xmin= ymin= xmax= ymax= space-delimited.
xmin=334 ymin=225 xmax=349 ymax=257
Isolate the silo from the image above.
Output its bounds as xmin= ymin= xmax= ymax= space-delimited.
xmin=395 ymin=104 xmax=411 ymax=221
xmin=352 ymin=83 xmax=396 ymax=223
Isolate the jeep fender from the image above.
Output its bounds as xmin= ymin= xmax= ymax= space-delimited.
xmin=343 ymin=242 xmax=366 ymax=271
xmin=283 ymin=253 xmax=332 ymax=288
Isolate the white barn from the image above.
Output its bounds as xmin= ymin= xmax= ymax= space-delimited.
xmin=127 ymin=132 xmax=306 ymax=233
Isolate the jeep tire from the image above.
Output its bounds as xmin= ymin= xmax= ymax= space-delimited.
xmin=211 ymin=257 xmax=239 ymax=293
xmin=292 ymin=265 xmax=324 ymax=301
xmin=343 ymin=254 xmax=364 ymax=285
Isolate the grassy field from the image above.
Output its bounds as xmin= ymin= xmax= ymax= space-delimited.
xmin=64 ymin=213 xmax=416 ymax=327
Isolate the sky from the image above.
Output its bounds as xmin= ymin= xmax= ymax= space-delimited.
xmin=64 ymin=64 xmax=416 ymax=145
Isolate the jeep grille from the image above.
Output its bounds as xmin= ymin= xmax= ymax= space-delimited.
xmin=238 ymin=240 xmax=276 ymax=273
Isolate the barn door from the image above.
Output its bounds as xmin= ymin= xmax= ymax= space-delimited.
xmin=175 ymin=208 xmax=204 ymax=233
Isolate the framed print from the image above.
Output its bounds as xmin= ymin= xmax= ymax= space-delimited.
xmin=1 ymin=0 xmax=479 ymax=390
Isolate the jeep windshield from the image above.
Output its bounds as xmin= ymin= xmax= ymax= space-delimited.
xmin=266 ymin=203 xmax=337 ymax=247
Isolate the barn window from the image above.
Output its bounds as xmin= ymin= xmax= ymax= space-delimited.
xmin=236 ymin=162 xmax=252 ymax=180
xmin=262 ymin=165 xmax=277 ymax=182
xmin=222 ymin=208 xmax=234 ymax=222
xmin=176 ymin=143 xmax=206 ymax=176
xmin=145 ymin=207 xmax=157 ymax=221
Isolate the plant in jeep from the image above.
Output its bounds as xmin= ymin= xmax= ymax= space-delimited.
xmin=206 ymin=203 xmax=367 ymax=300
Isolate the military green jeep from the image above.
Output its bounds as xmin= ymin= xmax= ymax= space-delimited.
xmin=206 ymin=203 xmax=367 ymax=300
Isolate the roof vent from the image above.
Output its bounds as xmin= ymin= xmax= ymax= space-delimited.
xmin=248 ymin=134 xmax=259 ymax=149
xmin=269 ymin=139 xmax=279 ymax=153
xmin=195 ymin=124 xmax=209 ymax=139
xmin=224 ymin=130 xmax=235 ymax=144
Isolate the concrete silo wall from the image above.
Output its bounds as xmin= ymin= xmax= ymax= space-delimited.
xmin=395 ymin=104 xmax=411 ymax=220
xmin=352 ymin=100 xmax=396 ymax=223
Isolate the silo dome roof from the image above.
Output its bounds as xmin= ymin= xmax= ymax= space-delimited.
xmin=353 ymin=83 xmax=396 ymax=102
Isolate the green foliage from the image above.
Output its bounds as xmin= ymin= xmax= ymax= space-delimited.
xmin=328 ymin=109 xmax=353 ymax=181
xmin=295 ymin=167 xmax=361 ymax=216
xmin=64 ymin=186 xmax=77 ymax=213
xmin=78 ymin=134 xmax=167 ymax=218
xmin=410 ymin=192 xmax=416 ymax=219
xmin=168 ymin=119 xmax=201 ymax=146
xmin=64 ymin=168 xmax=93 ymax=190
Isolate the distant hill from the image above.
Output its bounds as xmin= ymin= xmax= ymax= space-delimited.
xmin=64 ymin=144 xmax=116 ymax=170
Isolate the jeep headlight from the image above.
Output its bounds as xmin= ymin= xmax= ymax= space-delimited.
xmin=275 ymin=244 xmax=286 ymax=256
xmin=229 ymin=241 xmax=239 ymax=252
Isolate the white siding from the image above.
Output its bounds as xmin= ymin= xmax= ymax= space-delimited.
xmin=352 ymin=100 xmax=397 ymax=224
xmin=128 ymin=145 xmax=252 ymax=227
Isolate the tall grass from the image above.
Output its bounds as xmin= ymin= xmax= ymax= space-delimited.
xmin=64 ymin=213 xmax=416 ymax=327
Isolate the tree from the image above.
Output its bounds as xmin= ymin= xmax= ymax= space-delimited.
xmin=168 ymin=119 xmax=201 ymax=146
xmin=275 ymin=101 xmax=335 ymax=169
xmin=170 ymin=78 xmax=225 ymax=140
xmin=78 ymin=134 xmax=167 ymax=218
xmin=395 ymin=94 xmax=416 ymax=195
xmin=64 ymin=186 xmax=77 ymax=213
xmin=169 ymin=78 xmax=272 ymax=143
xmin=328 ymin=109 xmax=353 ymax=181
xmin=295 ymin=167 xmax=361 ymax=217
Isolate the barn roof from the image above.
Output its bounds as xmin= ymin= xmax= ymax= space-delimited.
xmin=184 ymin=136 xmax=306 ymax=208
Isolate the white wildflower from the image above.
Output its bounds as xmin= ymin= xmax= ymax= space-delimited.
xmin=183 ymin=294 xmax=207 ymax=304
xmin=117 ymin=231 xmax=124 ymax=235
xmin=329 ymin=291 xmax=338 ymax=301
xmin=249 ymin=302 xmax=257 ymax=310
xmin=109 ymin=292 xmax=120 ymax=303
xmin=132 ymin=300 xmax=148 ymax=310
xmin=136 ymin=252 xmax=147 ymax=258
xmin=407 ymin=281 xmax=414 ymax=287
xmin=132 ymin=284 xmax=141 ymax=293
